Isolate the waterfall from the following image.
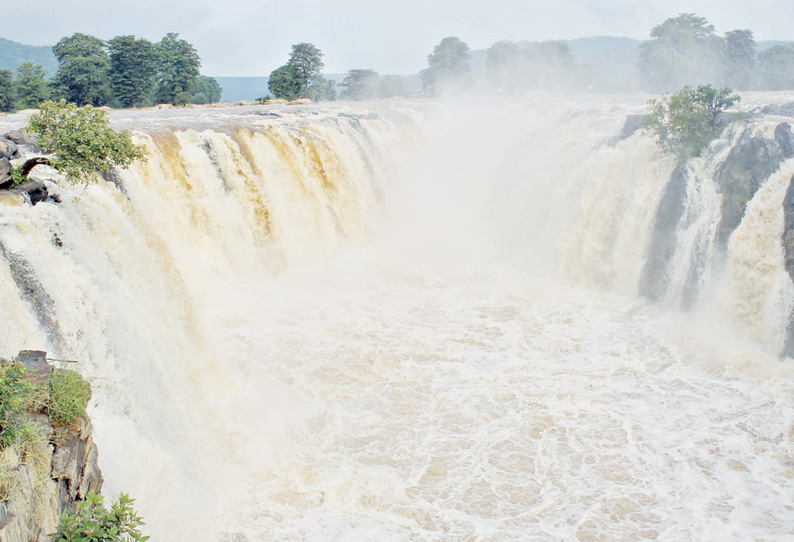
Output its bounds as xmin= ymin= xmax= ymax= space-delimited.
xmin=1 ymin=97 xmax=793 ymax=541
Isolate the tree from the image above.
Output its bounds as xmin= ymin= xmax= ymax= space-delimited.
xmin=190 ymin=75 xmax=222 ymax=104
xmin=638 ymin=13 xmax=724 ymax=91
xmin=268 ymin=64 xmax=301 ymax=100
xmin=0 ymin=69 xmax=13 ymax=112
xmin=485 ymin=40 xmax=521 ymax=92
xmin=51 ymin=33 xmax=112 ymax=107
xmin=155 ymin=33 xmax=201 ymax=105
xmin=268 ymin=43 xmax=326 ymax=100
xmin=757 ymin=44 xmax=794 ymax=90
xmin=13 ymin=62 xmax=50 ymax=109
xmin=27 ymin=99 xmax=146 ymax=182
xmin=379 ymin=75 xmax=406 ymax=98
xmin=645 ymin=84 xmax=740 ymax=158
xmin=108 ymin=36 xmax=158 ymax=108
xmin=724 ymin=30 xmax=755 ymax=90
xmin=52 ymin=492 xmax=149 ymax=542
xmin=341 ymin=69 xmax=380 ymax=100
xmin=305 ymin=76 xmax=337 ymax=101
xmin=421 ymin=37 xmax=471 ymax=95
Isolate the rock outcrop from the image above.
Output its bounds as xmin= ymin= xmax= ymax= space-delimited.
xmin=0 ymin=352 xmax=103 ymax=542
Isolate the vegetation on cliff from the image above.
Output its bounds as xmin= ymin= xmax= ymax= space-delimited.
xmin=26 ymin=99 xmax=146 ymax=183
xmin=645 ymin=84 xmax=741 ymax=159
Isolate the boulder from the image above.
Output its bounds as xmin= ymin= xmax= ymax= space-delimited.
xmin=4 ymin=129 xmax=35 ymax=146
xmin=759 ymin=102 xmax=794 ymax=117
xmin=9 ymin=181 xmax=49 ymax=205
xmin=0 ymin=137 xmax=17 ymax=158
xmin=0 ymin=157 xmax=11 ymax=188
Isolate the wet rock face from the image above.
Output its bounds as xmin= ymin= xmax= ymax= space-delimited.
xmin=782 ymin=173 xmax=794 ymax=358
xmin=716 ymin=122 xmax=794 ymax=246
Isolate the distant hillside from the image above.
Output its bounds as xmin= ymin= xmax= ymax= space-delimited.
xmin=0 ymin=37 xmax=57 ymax=75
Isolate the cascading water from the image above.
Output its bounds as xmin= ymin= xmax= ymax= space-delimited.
xmin=0 ymin=96 xmax=793 ymax=541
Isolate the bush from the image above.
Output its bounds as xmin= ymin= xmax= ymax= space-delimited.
xmin=645 ymin=84 xmax=740 ymax=159
xmin=26 ymin=99 xmax=146 ymax=183
xmin=52 ymin=492 xmax=149 ymax=542
xmin=47 ymin=369 xmax=91 ymax=428
xmin=0 ymin=360 xmax=37 ymax=447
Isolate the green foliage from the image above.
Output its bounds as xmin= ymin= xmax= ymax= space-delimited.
xmin=255 ymin=95 xmax=271 ymax=104
xmin=645 ymin=84 xmax=740 ymax=159
xmin=724 ymin=29 xmax=755 ymax=89
xmin=10 ymin=165 xmax=28 ymax=187
xmin=52 ymin=492 xmax=149 ymax=542
xmin=0 ymin=360 xmax=36 ymax=448
xmin=421 ymin=37 xmax=471 ymax=95
xmin=191 ymin=75 xmax=222 ymax=104
xmin=638 ymin=13 xmax=724 ymax=91
xmin=757 ymin=44 xmax=794 ymax=90
xmin=268 ymin=43 xmax=325 ymax=100
xmin=51 ymin=33 xmax=112 ymax=107
xmin=27 ymin=99 xmax=146 ymax=183
xmin=155 ymin=33 xmax=201 ymax=106
xmin=0 ymin=68 xmax=13 ymax=112
xmin=47 ymin=369 xmax=91 ymax=428
xmin=341 ymin=69 xmax=379 ymax=100
xmin=305 ymin=76 xmax=336 ymax=102
xmin=108 ymin=36 xmax=158 ymax=108
xmin=13 ymin=62 xmax=50 ymax=109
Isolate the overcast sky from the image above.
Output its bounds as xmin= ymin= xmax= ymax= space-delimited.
xmin=6 ymin=1 xmax=793 ymax=76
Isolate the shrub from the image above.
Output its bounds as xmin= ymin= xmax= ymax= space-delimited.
xmin=26 ymin=99 xmax=146 ymax=183
xmin=47 ymin=369 xmax=91 ymax=428
xmin=52 ymin=492 xmax=149 ymax=542
xmin=0 ymin=360 xmax=37 ymax=447
xmin=645 ymin=84 xmax=740 ymax=159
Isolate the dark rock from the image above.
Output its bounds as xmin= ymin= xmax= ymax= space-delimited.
xmin=20 ymin=156 xmax=51 ymax=177
xmin=759 ymin=102 xmax=794 ymax=117
xmin=640 ymin=163 xmax=688 ymax=302
xmin=612 ymin=114 xmax=645 ymax=144
xmin=782 ymin=173 xmax=794 ymax=358
xmin=715 ymin=122 xmax=794 ymax=246
xmin=0 ymin=137 xmax=17 ymax=158
xmin=9 ymin=181 xmax=49 ymax=205
xmin=49 ymin=193 xmax=62 ymax=204
xmin=4 ymin=129 xmax=35 ymax=146
xmin=0 ymin=157 xmax=11 ymax=188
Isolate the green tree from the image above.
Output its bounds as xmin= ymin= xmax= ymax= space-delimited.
xmin=51 ymin=33 xmax=112 ymax=107
xmin=0 ymin=69 xmax=13 ymax=112
xmin=638 ymin=13 xmax=724 ymax=91
xmin=108 ymin=36 xmax=158 ymax=108
xmin=341 ymin=69 xmax=380 ymax=100
xmin=155 ymin=33 xmax=201 ymax=105
xmin=757 ymin=44 xmax=794 ymax=90
xmin=190 ymin=75 xmax=222 ymax=104
xmin=268 ymin=43 xmax=326 ymax=100
xmin=13 ymin=62 xmax=50 ymax=109
xmin=27 ymin=99 xmax=146 ymax=182
xmin=645 ymin=84 xmax=740 ymax=158
xmin=485 ymin=40 xmax=521 ymax=92
xmin=305 ymin=76 xmax=337 ymax=101
xmin=421 ymin=37 xmax=471 ymax=95
xmin=724 ymin=30 xmax=755 ymax=90
xmin=268 ymin=64 xmax=301 ymax=100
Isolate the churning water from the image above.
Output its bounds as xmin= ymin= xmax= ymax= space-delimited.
xmin=1 ymin=95 xmax=794 ymax=541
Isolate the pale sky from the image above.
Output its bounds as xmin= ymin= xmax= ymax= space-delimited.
xmin=6 ymin=0 xmax=793 ymax=76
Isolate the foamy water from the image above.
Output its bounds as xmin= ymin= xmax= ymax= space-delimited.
xmin=1 ymin=96 xmax=793 ymax=540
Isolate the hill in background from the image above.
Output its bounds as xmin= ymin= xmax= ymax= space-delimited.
xmin=0 ymin=37 xmax=57 ymax=76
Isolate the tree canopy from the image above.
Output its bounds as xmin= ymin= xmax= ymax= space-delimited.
xmin=155 ymin=33 xmax=201 ymax=105
xmin=0 ymin=69 xmax=13 ymax=112
xmin=27 ymin=99 xmax=146 ymax=182
xmin=268 ymin=43 xmax=331 ymax=101
xmin=13 ymin=62 xmax=50 ymax=109
xmin=645 ymin=84 xmax=740 ymax=158
xmin=341 ymin=69 xmax=380 ymax=100
xmin=108 ymin=36 xmax=158 ymax=108
xmin=190 ymin=75 xmax=222 ymax=104
xmin=421 ymin=37 xmax=471 ymax=95
xmin=52 ymin=33 xmax=112 ymax=107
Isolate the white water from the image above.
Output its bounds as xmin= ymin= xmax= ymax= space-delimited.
xmin=1 ymin=96 xmax=794 ymax=541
